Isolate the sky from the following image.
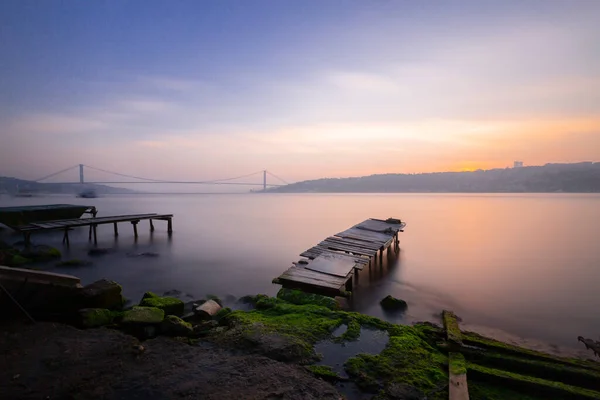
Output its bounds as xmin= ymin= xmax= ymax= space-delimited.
xmin=1 ymin=0 xmax=599 ymax=188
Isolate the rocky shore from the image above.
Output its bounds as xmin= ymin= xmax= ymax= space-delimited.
xmin=2 ymin=274 xmax=600 ymax=399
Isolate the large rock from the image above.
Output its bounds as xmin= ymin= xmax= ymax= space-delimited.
xmin=380 ymin=295 xmax=408 ymax=312
xmin=79 ymin=308 xmax=114 ymax=328
xmin=21 ymin=245 xmax=61 ymax=261
xmin=122 ymin=306 xmax=164 ymax=324
xmin=276 ymin=288 xmax=340 ymax=310
xmin=194 ymin=299 xmax=222 ymax=320
xmin=161 ymin=315 xmax=193 ymax=336
xmin=139 ymin=292 xmax=184 ymax=316
xmin=82 ymin=279 xmax=123 ymax=309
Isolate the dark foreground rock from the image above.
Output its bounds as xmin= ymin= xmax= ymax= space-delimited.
xmin=380 ymin=295 xmax=408 ymax=312
xmin=0 ymin=322 xmax=340 ymax=400
xmin=82 ymin=279 xmax=123 ymax=309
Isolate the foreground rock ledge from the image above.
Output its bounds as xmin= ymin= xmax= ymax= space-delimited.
xmin=0 ymin=322 xmax=340 ymax=400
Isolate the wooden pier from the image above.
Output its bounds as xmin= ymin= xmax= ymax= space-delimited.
xmin=274 ymin=218 xmax=405 ymax=297
xmin=16 ymin=213 xmax=174 ymax=246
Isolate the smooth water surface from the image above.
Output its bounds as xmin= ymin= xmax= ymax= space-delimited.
xmin=1 ymin=193 xmax=598 ymax=355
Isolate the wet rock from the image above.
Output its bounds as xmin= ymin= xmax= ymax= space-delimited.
xmin=578 ymin=336 xmax=600 ymax=357
xmin=139 ymin=292 xmax=185 ymax=316
xmin=386 ymin=383 xmax=423 ymax=399
xmin=126 ymin=252 xmax=159 ymax=258
xmin=82 ymin=279 xmax=123 ymax=309
xmin=241 ymin=324 xmax=317 ymax=363
xmin=21 ymin=245 xmax=61 ymax=261
xmin=380 ymin=295 xmax=408 ymax=312
xmin=206 ymin=294 xmax=223 ymax=306
xmin=194 ymin=299 xmax=222 ymax=320
xmin=87 ymin=248 xmax=110 ymax=256
xmin=161 ymin=315 xmax=193 ymax=336
xmin=79 ymin=308 xmax=114 ymax=328
xmin=122 ymin=306 xmax=165 ymax=324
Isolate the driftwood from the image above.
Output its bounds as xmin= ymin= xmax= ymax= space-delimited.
xmin=194 ymin=300 xmax=221 ymax=319
xmin=578 ymin=336 xmax=600 ymax=357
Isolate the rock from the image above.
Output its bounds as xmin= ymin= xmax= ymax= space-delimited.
xmin=206 ymin=294 xmax=223 ymax=306
xmin=386 ymin=383 xmax=423 ymax=399
xmin=215 ymin=307 xmax=232 ymax=321
xmin=79 ymin=308 xmax=114 ymax=328
xmin=139 ymin=292 xmax=185 ymax=316
xmin=238 ymin=295 xmax=256 ymax=304
xmin=121 ymin=306 xmax=165 ymax=324
xmin=277 ymin=288 xmax=340 ymax=310
xmin=380 ymin=295 xmax=408 ymax=312
xmin=126 ymin=252 xmax=159 ymax=258
xmin=242 ymin=324 xmax=317 ymax=363
xmin=87 ymin=248 xmax=110 ymax=256
xmin=161 ymin=315 xmax=193 ymax=336
xmin=82 ymin=279 xmax=123 ymax=309
xmin=21 ymin=245 xmax=61 ymax=261
xmin=8 ymin=254 xmax=32 ymax=266
xmin=55 ymin=259 xmax=91 ymax=267
xmin=194 ymin=299 xmax=222 ymax=320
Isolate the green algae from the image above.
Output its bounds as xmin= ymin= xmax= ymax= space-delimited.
xmin=139 ymin=295 xmax=184 ymax=316
xmin=306 ymin=365 xmax=343 ymax=381
xmin=344 ymin=325 xmax=448 ymax=396
xmin=215 ymin=307 xmax=232 ymax=320
xmin=9 ymin=254 xmax=32 ymax=266
xmin=276 ymin=288 xmax=340 ymax=310
xmin=122 ymin=306 xmax=165 ymax=324
xmin=468 ymin=363 xmax=600 ymax=399
xmin=469 ymin=382 xmax=543 ymax=400
xmin=442 ymin=310 xmax=462 ymax=345
xmin=80 ymin=308 xmax=113 ymax=328
xmin=449 ymin=352 xmax=467 ymax=375
xmin=161 ymin=315 xmax=193 ymax=336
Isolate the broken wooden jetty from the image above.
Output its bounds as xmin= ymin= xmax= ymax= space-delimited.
xmin=273 ymin=218 xmax=405 ymax=297
xmin=13 ymin=213 xmax=174 ymax=246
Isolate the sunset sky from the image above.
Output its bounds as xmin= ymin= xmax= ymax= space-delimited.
xmin=1 ymin=0 xmax=599 ymax=187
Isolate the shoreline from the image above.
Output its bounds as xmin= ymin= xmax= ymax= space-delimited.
xmin=1 ymin=270 xmax=599 ymax=399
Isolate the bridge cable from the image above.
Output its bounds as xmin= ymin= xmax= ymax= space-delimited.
xmin=266 ymin=171 xmax=290 ymax=185
xmin=34 ymin=165 xmax=80 ymax=182
xmin=84 ymin=165 xmax=265 ymax=184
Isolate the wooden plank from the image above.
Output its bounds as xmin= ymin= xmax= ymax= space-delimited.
xmin=317 ymin=241 xmax=377 ymax=257
xmin=299 ymin=247 xmax=369 ymax=265
xmin=278 ymin=266 xmax=348 ymax=289
xmin=354 ymin=218 xmax=404 ymax=234
xmin=0 ymin=265 xmax=80 ymax=287
xmin=304 ymin=254 xmax=357 ymax=277
xmin=449 ymin=353 xmax=469 ymax=400
xmin=336 ymin=227 xmax=393 ymax=244
xmin=324 ymin=236 xmax=382 ymax=251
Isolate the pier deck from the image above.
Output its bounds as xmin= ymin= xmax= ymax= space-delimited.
xmin=274 ymin=218 xmax=405 ymax=296
xmin=16 ymin=213 xmax=174 ymax=245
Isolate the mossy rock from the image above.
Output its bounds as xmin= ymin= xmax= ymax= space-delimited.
xmin=449 ymin=352 xmax=467 ymax=375
xmin=21 ymin=245 xmax=61 ymax=261
xmin=306 ymin=365 xmax=344 ymax=381
xmin=82 ymin=279 xmax=123 ymax=310
xmin=206 ymin=294 xmax=223 ymax=306
xmin=9 ymin=254 xmax=32 ymax=266
xmin=380 ymin=295 xmax=407 ymax=312
xmin=55 ymin=259 xmax=91 ymax=267
xmin=122 ymin=306 xmax=165 ymax=324
xmin=161 ymin=315 xmax=193 ymax=336
xmin=215 ymin=307 xmax=232 ymax=320
xmin=442 ymin=310 xmax=462 ymax=345
xmin=79 ymin=308 xmax=114 ymax=328
xmin=276 ymin=288 xmax=340 ymax=310
xmin=140 ymin=294 xmax=184 ymax=316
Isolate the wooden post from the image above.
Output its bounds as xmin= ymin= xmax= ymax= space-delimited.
xmin=345 ymin=276 xmax=353 ymax=292
xmin=88 ymin=225 xmax=92 ymax=241
xmin=149 ymin=219 xmax=154 ymax=232
xmin=167 ymin=218 xmax=173 ymax=234
xmin=62 ymin=228 xmax=70 ymax=246
xmin=93 ymin=225 xmax=98 ymax=245
xmin=113 ymin=222 xmax=118 ymax=236
xmin=132 ymin=221 xmax=138 ymax=238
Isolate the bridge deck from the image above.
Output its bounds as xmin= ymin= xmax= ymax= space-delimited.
xmin=16 ymin=213 xmax=174 ymax=246
xmin=274 ymin=218 xmax=405 ymax=297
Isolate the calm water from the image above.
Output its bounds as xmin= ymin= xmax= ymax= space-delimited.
xmin=1 ymin=193 xmax=599 ymax=355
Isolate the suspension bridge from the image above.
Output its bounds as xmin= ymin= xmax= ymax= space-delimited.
xmin=32 ymin=164 xmax=290 ymax=191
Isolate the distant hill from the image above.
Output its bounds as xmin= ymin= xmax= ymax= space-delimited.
xmin=0 ymin=176 xmax=137 ymax=195
xmin=268 ymin=162 xmax=600 ymax=193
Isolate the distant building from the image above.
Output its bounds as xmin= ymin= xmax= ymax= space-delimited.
xmin=514 ymin=161 xmax=524 ymax=168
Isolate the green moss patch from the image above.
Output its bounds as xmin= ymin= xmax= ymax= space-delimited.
xmin=9 ymin=254 xmax=32 ymax=266
xmin=344 ymin=325 xmax=448 ymax=397
xmin=449 ymin=352 xmax=467 ymax=375
xmin=306 ymin=365 xmax=343 ymax=381
xmin=161 ymin=315 xmax=193 ymax=336
xmin=79 ymin=308 xmax=114 ymax=328
xmin=140 ymin=295 xmax=184 ymax=316
xmin=122 ymin=306 xmax=165 ymax=324
xmin=276 ymin=288 xmax=340 ymax=310
xmin=215 ymin=307 xmax=232 ymax=320
xmin=468 ymin=363 xmax=600 ymax=400
xmin=442 ymin=310 xmax=462 ymax=345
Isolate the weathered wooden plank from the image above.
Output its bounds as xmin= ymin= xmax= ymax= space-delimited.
xmin=354 ymin=218 xmax=404 ymax=234
xmin=299 ymin=247 xmax=369 ymax=265
xmin=0 ymin=265 xmax=81 ymax=287
xmin=304 ymin=254 xmax=357 ymax=277
xmin=449 ymin=353 xmax=469 ymax=400
xmin=324 ymin=236 xmax=382 ymax=251
xmin=336 ymin=227 xmax=392 ymax=244
xmin=317 ymin=241 xmax=378 ymax=257
xmin=278 ymin=266 xmax=348 ymax=289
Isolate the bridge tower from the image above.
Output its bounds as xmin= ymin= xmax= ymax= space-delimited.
xmin=263 ymin=170 xmax=267 ymax=191
xmin=79 ymin=164 xmax=84 ymax=184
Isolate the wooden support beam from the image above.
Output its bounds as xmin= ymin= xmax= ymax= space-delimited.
xmin=93 ymin=224 xmax=98 ymax=245
xmin=113 ymin=222 xmax=118 ymax=236
xmin=132 ymin=221 xmax=139 ymax=238
xmin=88 ymin=225 xmax=92 ymax=241
xmin=167 ymin=218 xmax=173 ymax=233
xmin=149 ymin=219 xmax=154 ymax=232
xmin=62 ymin=228 xmax=70 ymax=247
